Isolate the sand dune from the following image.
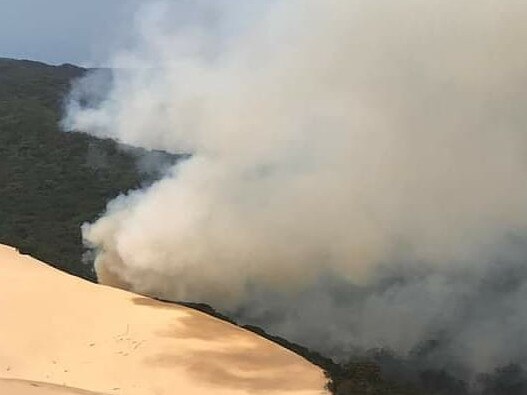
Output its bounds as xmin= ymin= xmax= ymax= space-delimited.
xmin=0 ymin=244 xmax=328 ymax=395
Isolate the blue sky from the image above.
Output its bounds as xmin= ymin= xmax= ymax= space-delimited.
xmin=0 ymin=0 xmax=141 ymax=66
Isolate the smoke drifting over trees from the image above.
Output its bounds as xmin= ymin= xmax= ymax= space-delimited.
xmin=63 ymin=0 xmax=527 ymax=388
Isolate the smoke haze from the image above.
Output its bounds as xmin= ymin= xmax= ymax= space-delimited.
xmin=63 ymin=0 xmax=527 ymax=385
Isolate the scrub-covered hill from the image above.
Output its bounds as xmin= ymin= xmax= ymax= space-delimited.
xmin=0 ymin=58 xmax=144 ymax=279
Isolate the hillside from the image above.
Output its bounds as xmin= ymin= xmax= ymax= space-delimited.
xmin=0 ymin=58 xmax=145 ymax=279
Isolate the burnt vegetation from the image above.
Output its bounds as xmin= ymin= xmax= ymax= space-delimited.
xmin=1 ymin=58 xmax=525 ymax=395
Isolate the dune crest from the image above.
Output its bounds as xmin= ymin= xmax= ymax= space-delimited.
xmin=0 ymin=245 xmax=328 ymax=395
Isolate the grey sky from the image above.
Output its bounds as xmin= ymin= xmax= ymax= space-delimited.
xmin=0 ymin=0 xmax=141 ymax=66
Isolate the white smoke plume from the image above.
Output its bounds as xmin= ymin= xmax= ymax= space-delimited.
xmin=63 ymin=0 xmax=527 ymax=383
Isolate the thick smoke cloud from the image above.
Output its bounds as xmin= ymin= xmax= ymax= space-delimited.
xmin=63 ymin=0 xmax=527 ymax=384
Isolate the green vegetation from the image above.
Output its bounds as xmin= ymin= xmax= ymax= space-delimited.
xmin=0 ymin=58 xmax=143 ymax=279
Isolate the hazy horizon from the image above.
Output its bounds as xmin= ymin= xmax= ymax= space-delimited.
xmin=0 ymin=0 xmax=142 ymax=67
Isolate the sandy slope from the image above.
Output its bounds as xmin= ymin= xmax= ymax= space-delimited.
xmin=0 ymin=244 xmax=328 ymax=395
xmin=0 ymin=379 xmax=106 ymax=395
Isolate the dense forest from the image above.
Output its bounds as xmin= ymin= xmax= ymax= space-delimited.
xmin=0 ymin=58 xmax=145 ymax=279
